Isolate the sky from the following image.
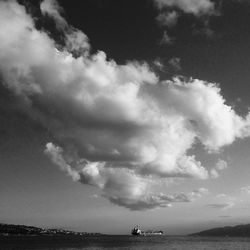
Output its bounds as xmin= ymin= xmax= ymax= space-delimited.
xmin=1 ymin=0 xmax=250 ymax=235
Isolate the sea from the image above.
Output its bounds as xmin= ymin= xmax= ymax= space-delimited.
xmin=1 ymin=235 xmax=250 ymax=250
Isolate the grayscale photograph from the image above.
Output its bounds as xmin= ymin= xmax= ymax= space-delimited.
xmin=1 ymin=0 xmax=250 ymax=249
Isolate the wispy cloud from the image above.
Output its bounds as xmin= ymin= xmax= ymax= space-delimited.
xmin=154 ymin=0 xmax=215 ymax=16
xmin=40 ymin=0 xmax=67 ymax=28
xmin=168 ymin=57 xmax=181 ymax=72
xmin=241 ymin=186 xmax=250 ymax=194
xmin=153 ymin=0 xmax=218 ymax=39
xmin=159 ymin=30 xmax=175 ymax=45
xmin=210 ymin=159 xmax=228 ymax=179
xmin=41 ymin=0 xmax=90 ymax=55
xmin=153 ymin=57 xmax=181 ymax=75
xmin=156 ymin=11 xmax=179 ymax=27
xmin=206 ymin=202 xmax=235 ymax=210
xmin=219 ymin=215 xmax=232 ymax=218
xmin=216 ymin=194 xmax=228 ymax=198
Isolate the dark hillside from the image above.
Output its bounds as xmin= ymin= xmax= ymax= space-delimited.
xmin=191 ymin=224 xmax=250 ymax=237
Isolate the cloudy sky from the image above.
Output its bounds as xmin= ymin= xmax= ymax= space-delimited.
xmin=1 ymin=0 xmax=250 ymax=235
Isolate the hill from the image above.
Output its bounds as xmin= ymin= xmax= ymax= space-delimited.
xmin=191 ymin=224 xmax=250 ymax=237
xmin=0 ymin=223 xmax=101 ymax=236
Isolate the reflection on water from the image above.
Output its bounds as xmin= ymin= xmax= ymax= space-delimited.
xmin=1 ymin=235 xmax=250 ymax=250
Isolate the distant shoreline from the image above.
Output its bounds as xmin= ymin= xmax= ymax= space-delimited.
xmin=2 ymin=222 xmax=250 ymax=237
xmin=0 ymin=223 xmax=103 ymax=237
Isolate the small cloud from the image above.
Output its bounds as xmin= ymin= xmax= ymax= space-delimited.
xmin=156 ymin=11 xmax=179 ymax=27
xmin=192 ymin=18 xmax=215 ymax=38
xmin=215 ymin=160 xmax=228 ymax=171
xmin=236 ymin=97 xmax=242 ymax=103
xmin=153 ymin=59 xmax=165 ymax=72
xmin=190 ymin=187 xmax=209 ymax=199
xmin=153 ymin=0 xmax=218 ymax=40
xmin=219 ymin=215 xmax=231 ymax=218
xmin=40 ymin=0 xmax=67 ymax=28
xmin=153 ymin=57 xmax=181 ymax=74
xmin=216 ymin=194 xmax=227 ymax=198
xmin=168 ymin=57 xmax=181 ymax=72
xmin=241 ymin=186 xmax=250 ymax=194
xmin=210 ymin=159 xmax=228 ymax=179
xmin=159 ymin=31 xmax=175 ymax=45
xmin=206 ymin=202 xmax=234 ymax=210
xmin=153 ymin=0 xmax=216 ymax=16
xmin=210 ymin=168 xmax=219 ymax=179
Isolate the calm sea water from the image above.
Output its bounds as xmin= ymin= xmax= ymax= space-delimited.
xmin=1 ymin=235 xmax=250 ymax=250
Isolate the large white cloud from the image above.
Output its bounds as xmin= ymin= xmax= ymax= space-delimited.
xmin=0 ymin=0 xmax=249 ymax=210
xmin=151 ymin=78 xmax=247 ymax=150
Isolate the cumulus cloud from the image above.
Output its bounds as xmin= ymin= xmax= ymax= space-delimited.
xmin=155 ymin=79 xmax=249 ymax=150
xmin=0 ymin=0 xmax=250 ymax=210
xmin=45 ymin=143 xmax=208 ymax=210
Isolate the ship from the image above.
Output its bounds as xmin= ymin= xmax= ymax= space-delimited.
xmin=131 ymin=225 xmax=163 ymax=236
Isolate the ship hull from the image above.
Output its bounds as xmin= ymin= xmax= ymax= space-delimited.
xmin=131 ymin=226 xmax=163 ymax=236
xmin=141 ymin=232 xmax=163 ymax=236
